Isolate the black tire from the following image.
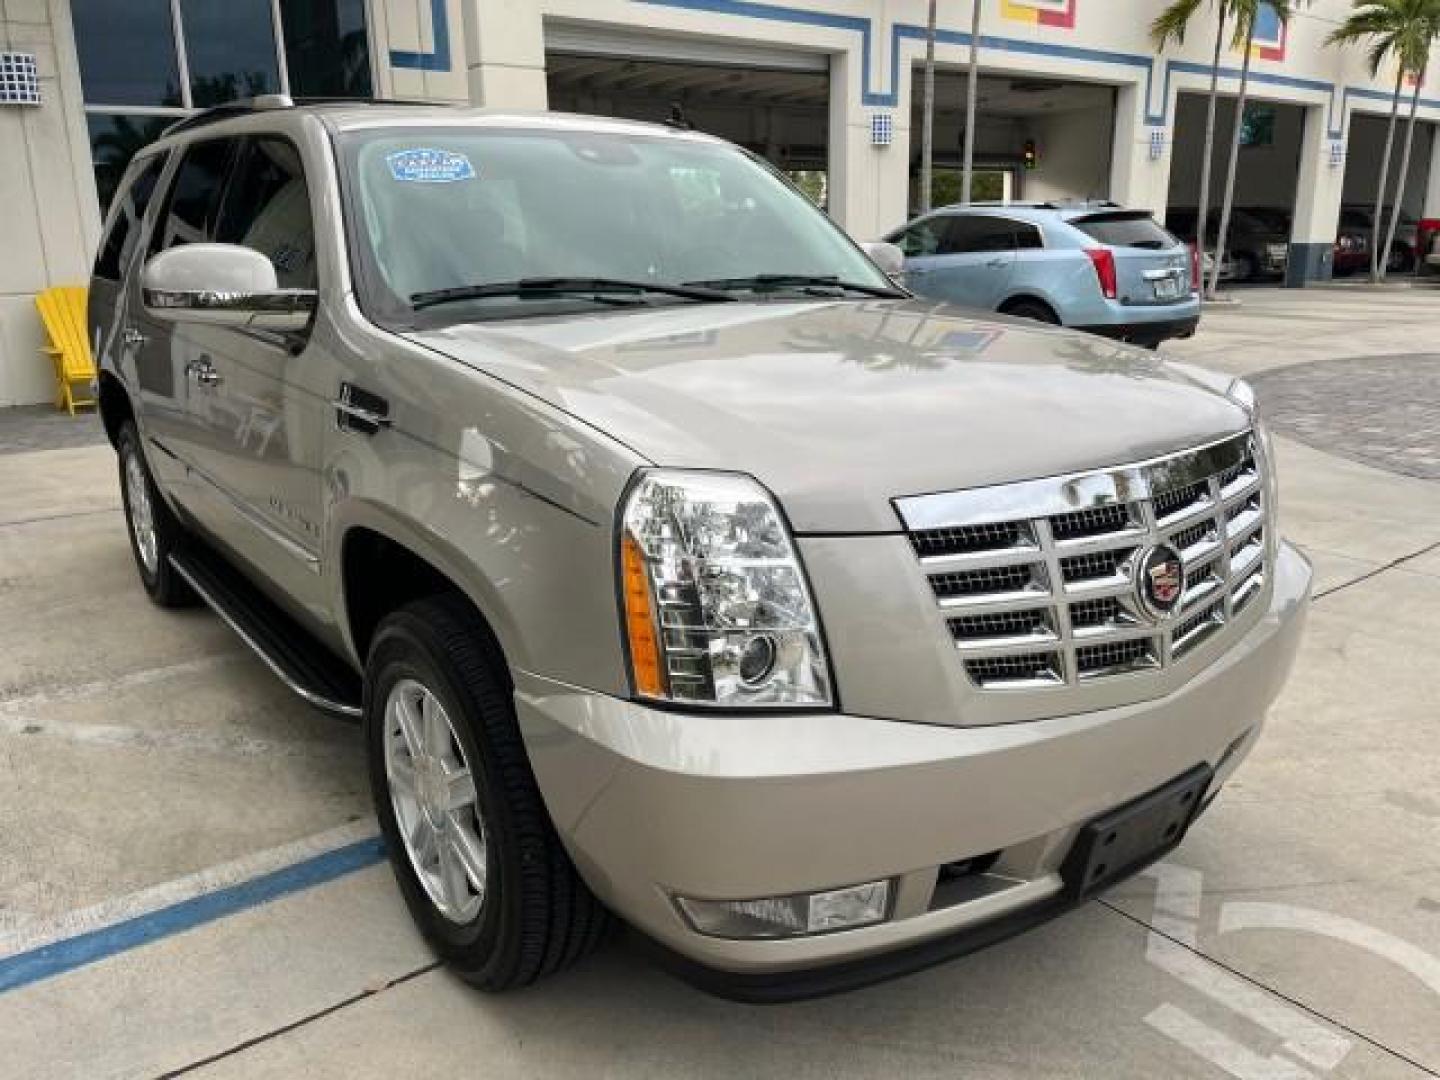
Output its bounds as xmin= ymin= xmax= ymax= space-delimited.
xmin=365 ymin=595 xmax=609 ymax=990
xmin=1387 ymin=246 xmax=1415 ymax=274
xmin=116 ymin=421 xmax=195 ymax=607
xmin=1002 ymin=299 xmax=1059 ymax=325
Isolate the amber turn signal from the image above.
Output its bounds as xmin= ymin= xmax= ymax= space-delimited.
xmin=621 ymin=532 xmax=665 ymax=698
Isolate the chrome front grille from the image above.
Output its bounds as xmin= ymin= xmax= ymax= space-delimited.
xmin=895 ymin=432 xmax=1269 ymax=690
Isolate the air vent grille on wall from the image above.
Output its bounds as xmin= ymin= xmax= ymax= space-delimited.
xmin=0 ymin=52 xmax=39 ymax=105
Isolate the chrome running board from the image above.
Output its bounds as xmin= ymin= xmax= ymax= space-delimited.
xmin=169 ymin=546 xmax=362 ymax=719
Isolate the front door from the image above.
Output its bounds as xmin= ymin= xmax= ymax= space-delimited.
xmin=127 ymin=137 xmax=240 ymax=510
xmin=178 ymin=134 xmax=330 ymax=614
xmin=915 ymin=214 xmax=1018 ymax=309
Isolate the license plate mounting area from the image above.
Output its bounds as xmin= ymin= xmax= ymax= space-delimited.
xmin=1060 ymin=764 xmax=1213 ymax=900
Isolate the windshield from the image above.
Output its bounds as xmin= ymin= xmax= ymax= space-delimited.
xmin=339 ymin=125 xmax=893 ymax=324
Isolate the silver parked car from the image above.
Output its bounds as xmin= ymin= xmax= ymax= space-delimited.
xmin=91 ymin=99 xmax=1310 ymax=1000
xmin=885 ymin=202 xmax=1201 ymax=347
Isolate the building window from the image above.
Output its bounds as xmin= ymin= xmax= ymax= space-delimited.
xmin=87 ymin=113 xmax=177 ymax=211
xmin=281 ymin=0 xmax=373 ymax=99
xmin=181 ymin=0 xmax=281 ymax=107
xmin=75 ymin=0 xmax=373 ymax=211
xmin=72 ymin=0 xmax=183 ymax=107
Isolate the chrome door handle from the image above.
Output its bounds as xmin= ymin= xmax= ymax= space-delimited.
xmin=122 ymin=327 xmax=147 ymax=347
xmin=330 ymin=398 xmax=392 ymax=430
xmin=986 ymin=258 xmax=1008 ymax=268
xmin=188 ymin=360 xmax=222 ymax=387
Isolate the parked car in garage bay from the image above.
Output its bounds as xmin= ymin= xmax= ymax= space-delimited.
xmin=1333 ymin=208 xmax=1371 ymax=277
xmin=885 ymin=202 xmax=1200 ymax=348
xmin=1167 ymin=207 xmax=1289 ymax=282
xmin=1338 ymin=205 xmax=1418 ymax=274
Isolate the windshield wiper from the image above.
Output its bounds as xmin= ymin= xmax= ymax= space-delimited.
xmin=683 ymin=274 xmax=906 ymax=299
xmin=410 ymin=277 xmax=736 ymax=311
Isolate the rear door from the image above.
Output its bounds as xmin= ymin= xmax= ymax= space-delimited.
xmin=1070 ymin=211 xmax=1191 ymax=307
xmin=906 ymin=214 xmax=1017 ymax=308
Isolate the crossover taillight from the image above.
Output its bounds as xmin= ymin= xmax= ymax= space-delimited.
xmin=1189 ymin=244 xmax=1201 ymax=295
xmin=1085 ymin=248 xmax=1118 ymax=300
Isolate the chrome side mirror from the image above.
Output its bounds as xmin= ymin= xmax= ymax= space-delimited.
xmin=141 ymin=243 xmax=316 ymax=332
xmin=861 ymin=240 xmax=905 ymax=278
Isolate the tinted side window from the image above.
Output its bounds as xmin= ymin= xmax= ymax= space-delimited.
xmin=940 ymin=216 xmax=1015 ymax=254
xmin=215 ymin=137 xmax=317 ymax=288
xmin=94 ymin=153 xmax=167 ymax=281
xmin=894 ymin=219 xmax=943 ymax=257
xmin=1014 ymin=222 xmax=1044 ymax=250
xmin=150 ymin=138 xmax=239 ymax=253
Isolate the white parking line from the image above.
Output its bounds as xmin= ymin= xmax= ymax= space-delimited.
xmin=1147 ymin=1003 xmax=1321 ymax=1080
xmin=1146 ymin=934 xmax=1352 ymax=1071
xmin=0 ymin=817 xmax=378 ymax=955
xmin=1220 ymin=902 xmax=1440 ymax=1001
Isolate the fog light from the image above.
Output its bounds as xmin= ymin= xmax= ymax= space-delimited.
xmin=675 ymin=880 xmax=891 ymax=939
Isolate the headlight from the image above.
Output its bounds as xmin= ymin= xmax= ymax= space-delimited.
xmin=618 ymin=470 xmax=832 ymax=708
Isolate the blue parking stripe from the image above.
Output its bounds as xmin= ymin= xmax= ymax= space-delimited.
xmin=0 ymin=837 xmax=385 ymax=995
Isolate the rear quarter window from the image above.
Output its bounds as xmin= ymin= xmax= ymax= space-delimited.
xmin=1073 ymin=213 xmax=1177 ymax=250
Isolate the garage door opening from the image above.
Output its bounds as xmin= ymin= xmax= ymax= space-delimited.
xmin=545 ymin=30 xmax=829 ymax=206
xmin=1340 ymin=113 xmax=1436 ymax=274
xmin=908 ymin=70 xmax=1117 ymax=215
xmin=1168 ymin=94 xmax=1305 ymax=282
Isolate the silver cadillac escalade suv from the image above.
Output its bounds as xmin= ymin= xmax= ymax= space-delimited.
xmin=89 ymin=98 xmax=1310 ymax=1001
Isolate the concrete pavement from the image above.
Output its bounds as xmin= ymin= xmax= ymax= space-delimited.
xmin=1 ymin=286 xmax=1438 ymax=1079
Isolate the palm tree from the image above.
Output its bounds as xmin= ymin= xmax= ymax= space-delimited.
xmin=1383 ymin=55 xmax=1434 ymax=276
xmin=1152 ymin=0 xmax=1234 ymax=300
xmin=921 ymin=0 xmax=937 ymax=214
xmin=960 ymin=0 xmax=982 ymax=205
xmin=1327 ymin=0 xmax=1440 ymax=281
xmin=1210 ymin=0 xmax=1306 ymax=296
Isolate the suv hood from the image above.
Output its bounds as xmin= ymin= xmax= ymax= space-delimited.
xmin=406 ymin=300 xmax=1249 ymax=533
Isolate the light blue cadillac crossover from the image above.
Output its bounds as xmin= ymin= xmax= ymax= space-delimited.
xmin=885 ymin=202 xmax=1201 ymax=348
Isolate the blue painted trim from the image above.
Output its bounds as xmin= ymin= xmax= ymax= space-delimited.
xmin=391 ymin=0 xmax=452 ymax=72
xmin=631 ymin=0 xmax=1440 ymax=134
xmin=0 ymin=837 xmax=385 ymax=995
xmin=633 ymin=0 xmax=879 ymax=101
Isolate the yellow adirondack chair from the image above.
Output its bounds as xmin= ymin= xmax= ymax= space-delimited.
xmin=35 ymin=286 xmax=97 ymax=416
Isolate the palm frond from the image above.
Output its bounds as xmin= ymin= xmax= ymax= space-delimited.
xmin=1150 ymin=0 xmax=1212 ymax=49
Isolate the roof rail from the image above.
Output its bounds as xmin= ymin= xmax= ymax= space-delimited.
xmin=162 ymin=94 xmax=294 ymax=137
xmin=1037 ymin=198 xmax=1122 ymax=210
xmin=160 ymin=94 xmax=450 ymax=138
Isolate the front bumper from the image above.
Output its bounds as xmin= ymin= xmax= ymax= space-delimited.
xmin=515 ymin=542 xmax=1311 ymax=999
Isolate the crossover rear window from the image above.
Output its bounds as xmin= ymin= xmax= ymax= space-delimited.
xmin=1072 ymin=212 xmax=1177 ymax=250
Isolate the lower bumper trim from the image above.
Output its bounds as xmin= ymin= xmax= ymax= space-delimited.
xmin=635 ymin=767 xmax=1213 ymax=1004
xmin=1077 ymin=316 xmax=1199 ymax=346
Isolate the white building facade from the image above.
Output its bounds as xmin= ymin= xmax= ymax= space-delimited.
xmin=2 ymin=0 xmax=1439 ymax=405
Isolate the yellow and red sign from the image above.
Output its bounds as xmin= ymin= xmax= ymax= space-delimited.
xmin=1000 ymin=0 xmax=1076 ymax=30
xmin=1249 ymin=2 xmax=1286 ymax=62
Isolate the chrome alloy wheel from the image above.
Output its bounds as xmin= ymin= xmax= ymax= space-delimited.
xmin=123 ymin=446 xmax=159 ymax=576
xmin=384 ymin=678 xmax=488 ymax=923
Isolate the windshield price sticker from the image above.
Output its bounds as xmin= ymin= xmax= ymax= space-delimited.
xmin=386 ymin=148 xmax=477 ymax=183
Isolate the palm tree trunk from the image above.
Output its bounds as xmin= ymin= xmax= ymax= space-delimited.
xmin=921 ymin=0 xmax=937 ymax=214
xmin=961 ymin=0 xmax=982 ymax=204
xmin=1209 ymin=21 xmax=1255 ymax=297
xmin=1371 ymin=68 xmax=1405 ymax=282
xmin=1196 ymin=10 xmax=1226 ymax=298
xmin=1381 ymin=70 xmax=1425 ymax=282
